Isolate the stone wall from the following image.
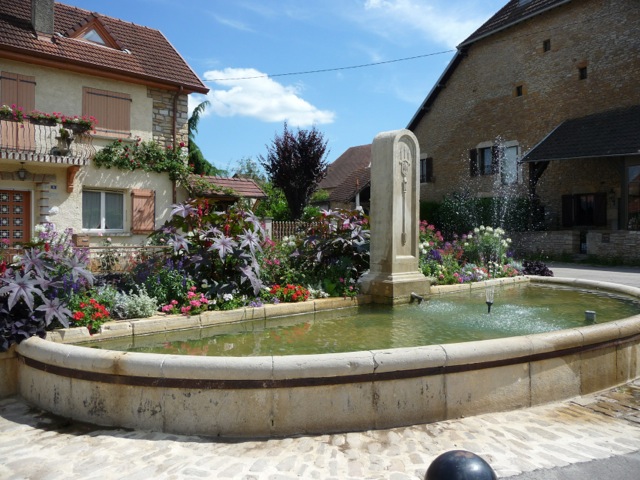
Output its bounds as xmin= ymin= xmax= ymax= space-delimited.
xmin=512 ymin=230 xmax=640 ymax=262
xmin=147 ymin=88 xmax=189 ymax=149
xmin=412 ymin=0 xmax=640 ymax=209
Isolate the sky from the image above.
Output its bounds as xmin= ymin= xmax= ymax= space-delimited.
xmin=68 ymin=0 xmax=508 ymax=173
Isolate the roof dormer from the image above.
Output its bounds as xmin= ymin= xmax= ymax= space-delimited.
xmin=67 ymin=15 xmax=122 ymax=50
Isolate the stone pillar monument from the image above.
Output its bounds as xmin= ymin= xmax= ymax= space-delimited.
xmin=360 ymin=129 xmax=429 ymax=304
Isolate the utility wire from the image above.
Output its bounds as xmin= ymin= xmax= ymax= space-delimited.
xmin=204 ymin=50 xmax=456 ymax=82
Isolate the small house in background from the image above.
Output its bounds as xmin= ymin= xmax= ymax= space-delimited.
xmin=0 ymin=0 xmax=208 ymax=247
xmin=318 ymin=144 xmax=370 ymax=211
xmin=189 ymin=176 xmax=266 ymax=211
xmin=407 ymin=0 xmax=640 ymax=260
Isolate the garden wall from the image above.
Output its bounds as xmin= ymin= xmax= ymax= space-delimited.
xmin=512 ymin=230 xmax=640 ymax=262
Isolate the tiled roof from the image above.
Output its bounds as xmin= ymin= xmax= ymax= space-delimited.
xmin=522 ymin=105 xmax=640 ymax=162
xmin=320 ymin=144 xmax=371 ymax=191
xmin=329 ymin=166 xmax=370 ymax=203
xmin=460 ymin=0 xmax=570 ymax=46
xmin=0 ymin=1 xmax=208 ymax=94
xmin=192 ymin=176 xmax=267 ymax=199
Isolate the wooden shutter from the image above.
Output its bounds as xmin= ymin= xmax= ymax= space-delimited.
xmin=83 ymin=87 xmax=131 ymax=136
xmin=425 ymin=157 xmax=433 ymax=182
xmin=131 ymin=189 xmax=155 ymax=234
xmin=593 ymin=192 xmax=607 ymax=226
xmin=469 ymin=149 xmax=479 ymax=177
xmin=561 ymin=194 xmax=574 ymax=228
xmin=1 ymin=72 xmax=35 ymax=151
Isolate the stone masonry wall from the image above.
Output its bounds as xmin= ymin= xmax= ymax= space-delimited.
xmin=147 ymin=88 xmax=189 ymax=149
xmin=512 ymin=230 xmax=640 ymax=262
xmin=412 ymin=0 xmax=640 ymax=208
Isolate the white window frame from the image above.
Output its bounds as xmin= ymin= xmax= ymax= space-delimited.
xmin=82 ymin=190 xmax=125 ymax=233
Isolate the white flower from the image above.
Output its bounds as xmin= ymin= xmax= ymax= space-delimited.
xmin=464 ymin=242 xmax=469 ymax=247
xmin=506 ymin=238 xmax=512 ymax=243
xmin=467 ymin=233 xmax=473 ymax=239
xmin=486 ymin=226 xmax=493 ymax=233
xmin=474 ymin=228 xmax=480 ymax=234
xmin=479 ymin=226 xmax=485 ymax=231
xmin=222 ymin=293 xmax=233 ymax=302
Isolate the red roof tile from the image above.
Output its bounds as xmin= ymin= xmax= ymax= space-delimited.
xmin=0 ymin=1 xmax=208 ymax=94
xmin=329 ymin=166 xmax=370 ymax=203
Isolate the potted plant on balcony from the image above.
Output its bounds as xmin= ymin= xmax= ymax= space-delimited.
xmin=54 ymin=127 xmax=72 ymax=156
xmin=29 ymin=110 xmax=60 ymax=126
xmin=61 ymin=115 xmax=96 ymax=134
xmin=0 ymin=104 xmax=24 ymax=122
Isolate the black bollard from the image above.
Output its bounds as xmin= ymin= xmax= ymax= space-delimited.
xmin=425 ymin=450 xmax=497 ymax=480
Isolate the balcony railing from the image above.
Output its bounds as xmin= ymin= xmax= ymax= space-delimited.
xmin=0 ymin=117 xmax=95 ymax=166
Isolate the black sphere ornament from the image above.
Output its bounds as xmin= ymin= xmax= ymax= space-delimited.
xmin=425 ymin=450 xmax=497 ymax=480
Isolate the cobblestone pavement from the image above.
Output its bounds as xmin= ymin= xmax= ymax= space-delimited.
xmin=1 ymin=381 xmax=640 ymax=479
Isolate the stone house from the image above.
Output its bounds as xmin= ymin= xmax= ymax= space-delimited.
xmin=407 ymin=0 xmax=640 ymax=259
xmin=0 ymin=0 xmax=208 ymax=247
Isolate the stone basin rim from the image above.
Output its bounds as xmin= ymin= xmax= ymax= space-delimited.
xmin=12 ymin=275 xmax=640 ymax=438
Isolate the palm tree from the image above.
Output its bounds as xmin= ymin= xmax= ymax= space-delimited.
xmin=188 ymin=100 xmax=221 ymax=176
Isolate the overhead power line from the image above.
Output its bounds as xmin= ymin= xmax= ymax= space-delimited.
xmin=204 ymin=50 xmax=456 ymax=82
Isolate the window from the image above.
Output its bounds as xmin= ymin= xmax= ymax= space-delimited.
xmin=479 ymin=147 xmax=496 ymax=175
xmin=500 ymin=146 xmax=519 ymax=185
xmin=579 ymin=66 xmax=588 ymax=80
xmin=543 ymin=39 xmax=551 ymax=52
xmin=470 ymin=144 xmax=519 ymax=183
xmin=82 ymin=190 xmax=124 ymax=231
xmin=561 ymin=193 xmax=606 ymax=227
xmin=420 ymin=157 xmax=433 ymax=183
xmin=1 ymin=71 xmax=36 ymax=151
xmin=81 ymin=28 xmax=106 ymax=45
xmin=82 ymin=87 xmax=131 ymax=136
xmin=515 ymin=85 xmax=523 ymax=97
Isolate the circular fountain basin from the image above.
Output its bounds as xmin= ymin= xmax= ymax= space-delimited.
xmin=14 ymin=277 xmax=640 ymax=438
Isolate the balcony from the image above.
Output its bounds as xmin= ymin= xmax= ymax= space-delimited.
xmin=0 ymin=117 xmax=95 ymax=166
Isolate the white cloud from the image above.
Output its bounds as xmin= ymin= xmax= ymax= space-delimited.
xmin=199 ymin=68 xmax=335 ymax=127
xmin=361 ymin=0 xmax=491 ymax=48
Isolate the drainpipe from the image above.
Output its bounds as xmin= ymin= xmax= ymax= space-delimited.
xmin=171 ymin=86 xmax=184 ymax=203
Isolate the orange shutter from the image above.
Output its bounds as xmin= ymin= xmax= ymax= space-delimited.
xmin=131 ymin=189 xmax=155 ymax=234
xmin=83 ymin=87 xmax=131 ymax=136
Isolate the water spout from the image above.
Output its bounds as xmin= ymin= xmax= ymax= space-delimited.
xmin=410 ymin=292 xmax=424 ymax=304
xmin=486 ymin=286 xmax=495 ymax=314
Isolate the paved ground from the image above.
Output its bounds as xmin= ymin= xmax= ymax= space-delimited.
xmin=1 ymin=263 xmax=640 ymax=480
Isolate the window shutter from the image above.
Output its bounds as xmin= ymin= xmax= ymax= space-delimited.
xmin=561 ymin=195 xmax=574 ymax=228
xmin=131 ymin=189 xmax=155 ymax=234
xmin=83 ymin=87 xmax=131 ymax=135
xmin=1 ymin=72 xmax=35 ymax=151
xmin=425 ymin=157 xmax=433 ymax=182
xmin=469 ymin=149 xmax=479 ymax=177
xmin=593 ymin=192 xmax=607 ymax=226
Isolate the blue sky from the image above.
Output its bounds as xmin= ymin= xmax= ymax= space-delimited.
xmin=69 ymin=0 xmax=507 ymax=172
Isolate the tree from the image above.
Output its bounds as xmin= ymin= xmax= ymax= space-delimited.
xmin=188 ymin=100 xmax=223 ymax=176
xmin=259 ymin=123 xmax=329 ymax=219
